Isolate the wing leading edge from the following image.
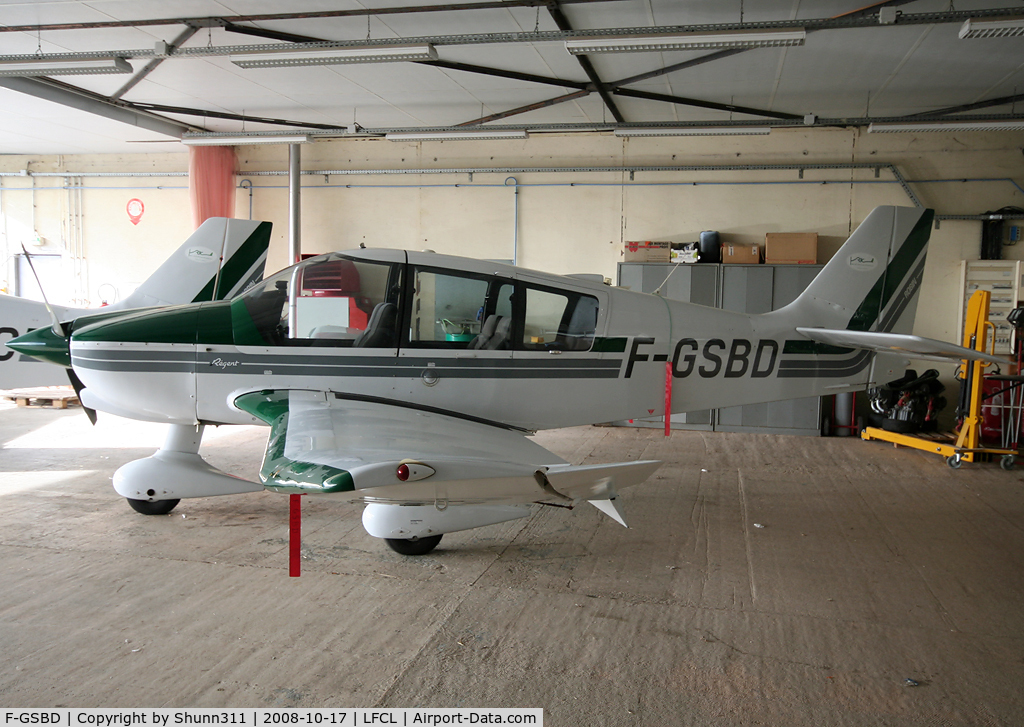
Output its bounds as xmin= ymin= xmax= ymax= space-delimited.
xmin=234 ymin=390 xmax=661 ymax=518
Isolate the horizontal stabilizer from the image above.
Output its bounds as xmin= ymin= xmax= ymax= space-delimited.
xmin=590 ymin=498 xmax=628 ymax=527
xmin=796 ymin=327 xmax=1007 ymax=366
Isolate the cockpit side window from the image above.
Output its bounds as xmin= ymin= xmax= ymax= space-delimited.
xmin=521 ymin=285 xmax=599 ymax=352
xmin=237 ymin=254 xmax=400 ymax=347
xmin=404 ymin=266 xmax=515 ymax=350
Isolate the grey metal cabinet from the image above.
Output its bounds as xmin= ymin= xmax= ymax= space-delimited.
xmin=617 ymin=263 xmax=718 ymax=307
xmin=715 ymin=264 xmax=823 ymax=436
xmin=616 ymin=262 xmax=825 ymax=436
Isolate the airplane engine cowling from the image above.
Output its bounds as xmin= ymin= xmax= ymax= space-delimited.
xmin=361 ymin=502 xmax=531 ymax=539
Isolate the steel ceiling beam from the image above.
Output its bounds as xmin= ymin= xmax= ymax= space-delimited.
xmin=7 ymin=8 xmax=1024 ymax=61
xmin=222 ymin=23 xmax=324 ymax=45
xmin=0 ymin=77 xmax=196 ymax=137
xmin=456 ymin=89 xmax=591 ymax=126
xmin=3 ymin=5 xmax=1017 ymax=38
xmin=612 ymin=88 xmax=803 ymax=121
xmin=902 ymin=93 xmax=1024 ymax=118
xmin=0 ymin=0 xmax=618 ymax=34
xmin=546 ymin=1 xmax=624 ymax=123
xmin=129 ymin=102 xmax=344 ymax=130
xmin=610 ymin=49 xmax=749 ymax=88
xmin=420 ymin=59 xmax=589 ymax=91
xmin=111 ymin=25 xmax=199 ymax=101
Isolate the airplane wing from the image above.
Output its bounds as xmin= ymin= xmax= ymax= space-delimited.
xmin=234 ymin=390 xmax=661 ymax=509
xmin=795 ymin=327 xmax=1008 ymax=365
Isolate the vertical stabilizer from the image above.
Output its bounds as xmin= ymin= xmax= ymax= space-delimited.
xmin=786 ymin=206 xmax=933 ymax=335
xmin=118 ymin=218 xmax=271 ymax=309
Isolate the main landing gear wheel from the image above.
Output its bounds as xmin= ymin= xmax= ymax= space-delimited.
xmin=946 ymin=455 xmax=962 ymax=469
xmin=127 ymin=498 xmax=180 ymax=515
xmin=384 ymin=534 xmax=443 ymax=556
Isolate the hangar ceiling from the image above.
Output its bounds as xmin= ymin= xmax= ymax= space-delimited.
xmin=0 ymin=0 xmax=1022 ymax=154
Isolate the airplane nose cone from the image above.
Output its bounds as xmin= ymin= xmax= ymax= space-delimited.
xmin=6 ymin=325 xmax=70 ymax=367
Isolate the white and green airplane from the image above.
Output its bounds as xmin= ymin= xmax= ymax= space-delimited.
xmin=1 ymin=217 xmax=271 ymax=389
xmin=8 ymin=206 xmax=1002 ymax=555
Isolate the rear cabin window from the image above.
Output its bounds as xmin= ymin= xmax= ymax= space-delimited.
xmin=521 ymin=286 xmax=599 ymax=351
xmin=238 ymin=254 xmax=400 ymax=347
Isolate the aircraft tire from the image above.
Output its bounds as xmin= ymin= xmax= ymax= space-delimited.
xmin=127 ymin=498 xmax=180 ymax=515
xmin=384 ymin=534 xmax=442 ymax=556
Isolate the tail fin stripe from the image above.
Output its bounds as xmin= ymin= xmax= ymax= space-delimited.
xmin=876 ymin=255 xmax=926 ymax=333
xmin=845 ymin=210 xmax=933 ymax=332
xmin=191 ymin=221 xmax=272 ymax=303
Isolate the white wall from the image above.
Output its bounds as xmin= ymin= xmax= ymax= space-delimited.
xmin=2 ymin=128 xmax=1022 ymax=362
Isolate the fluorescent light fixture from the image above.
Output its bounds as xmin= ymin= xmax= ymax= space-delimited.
xmin=868 ymin=120 xmax=1024 ymax=133
xmin=566 ymin=29 xmax=805 ymax=54
xmin=0 ymin=56 xmax=131 ymax=76
xmin=959 ymin=16 xmax=1024 ymax=39
xmin=232 ymin=44 xmax=437 ymax=69
xmin=615 ymin=126 xmax=771 ymax=137
xmin=385 ymin=130 xmax=528 ymax=141
xmin=181 ymin=134 xmax=312 ymax=146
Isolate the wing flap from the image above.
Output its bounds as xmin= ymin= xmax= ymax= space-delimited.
xmin=796 ymin=327 xmax=1007 ymax=366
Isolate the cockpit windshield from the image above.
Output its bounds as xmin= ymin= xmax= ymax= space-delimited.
xmin=238 ymin=253 xmax=401 ymax=347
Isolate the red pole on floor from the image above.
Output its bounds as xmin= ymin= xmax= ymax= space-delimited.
xmin=289 ymin=494 xmax=302 ymax=577
xmin=664 ymin=361 xmax=672 ymax=437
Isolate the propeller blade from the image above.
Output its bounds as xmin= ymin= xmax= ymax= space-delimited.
xmin=20 ymin=244 xmax=64 ymax=338
xmin=66 ymin=368 xmax=97 ymax=425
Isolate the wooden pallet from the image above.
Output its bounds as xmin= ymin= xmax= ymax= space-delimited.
xmin=1 ymin=387 xmax=80 ymax=409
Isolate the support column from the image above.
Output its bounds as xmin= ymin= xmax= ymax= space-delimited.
xmin=288 ymin=143 xmax=301 ymax=264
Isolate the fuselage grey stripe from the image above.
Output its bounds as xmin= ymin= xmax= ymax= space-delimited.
xmin=70 ymin=357 xmax=620 ymax=379
xmin=74 ymin=348 xmax=621 ymax=369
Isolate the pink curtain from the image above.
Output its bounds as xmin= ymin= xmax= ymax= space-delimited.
xmin=189 ymin=145 xmax=237 ymax=228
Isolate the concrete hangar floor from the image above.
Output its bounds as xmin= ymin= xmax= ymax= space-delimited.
xmin=1 ymin=399 xmax=1022 ymax=724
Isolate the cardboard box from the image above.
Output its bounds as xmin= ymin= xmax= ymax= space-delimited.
xmin=623 ymin=240 xmax=670 ymax=263
xmin=721 ymin=243 xmax=763 ymax=264
xmin=765 ymin=232 xmax=818 ymax=264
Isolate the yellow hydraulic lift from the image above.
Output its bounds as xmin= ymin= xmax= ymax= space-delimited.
xmin=861 ymin=289 xmax=1020 ymax=469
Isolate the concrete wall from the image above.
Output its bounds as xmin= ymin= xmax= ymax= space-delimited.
xmin=1 ymin=129 xmax=1022 ymax=361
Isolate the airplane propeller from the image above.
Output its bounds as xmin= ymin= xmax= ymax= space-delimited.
xmin=12 ymin=245 xmax=98 ymax=424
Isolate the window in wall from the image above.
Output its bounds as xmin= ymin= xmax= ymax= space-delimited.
xmin=521 ymin=286 xmax=598 ymax=351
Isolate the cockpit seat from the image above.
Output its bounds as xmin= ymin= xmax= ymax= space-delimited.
xmin=469 ymin=315 xmax=511 ymax=350
xmin=469 ymin=315 xmax=501 ymax=349
xmin=486 ymin=316 xmax=511 ymax=350
xmin=353 ymin=302 xmax=397 ymax=348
